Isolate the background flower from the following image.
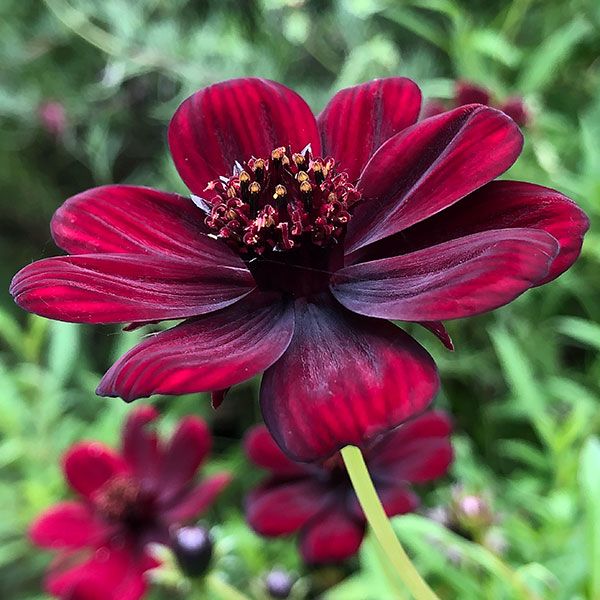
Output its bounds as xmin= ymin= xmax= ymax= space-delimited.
xmin=29 ymin=406 xmax=230 ymax=600
xmin=245 ymin=412 xmax=453 ymax=563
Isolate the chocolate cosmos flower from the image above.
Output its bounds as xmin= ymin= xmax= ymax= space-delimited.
xmin=29 ymin=407 xmax=230 ymax=600
xmin=11 ymin=78 xmax=588 ymax=462
xmin=245 ymin=412 xmax=453 ymax=563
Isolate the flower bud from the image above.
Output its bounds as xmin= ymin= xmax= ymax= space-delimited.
xmin=265 ymin=568 xmax=294 ymax=599
xmin=171 ymin=525 xmax=213 ymax=578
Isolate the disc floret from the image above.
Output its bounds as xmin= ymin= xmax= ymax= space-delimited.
xmin=202 ymin=146 xmax=361 ymax=255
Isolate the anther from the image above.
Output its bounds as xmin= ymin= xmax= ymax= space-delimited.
xmin=226 ymin=186 xmax=237 ymax=198
xmin=271 ymin=147 xmax=286 ymax=161
xmin=292 ymin=152 xmax=305 ymax=167
xmin=249 ymin=182 xmax=261 ymax=195
xmin=273 ymin=185 xmax=287 ymax=200
xmin=239 ymin=170 xmax=251 ymax=185
xmin=312 ymin=161 xmax=324 ymax=184
xmin=299 ymin=181 xmax=312 ymax=194
xmin=296 ymin=171 xmax=309 ymax=183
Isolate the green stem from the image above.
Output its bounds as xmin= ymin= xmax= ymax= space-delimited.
xmin=205 ymin=573 xmax=251 ymax=600
xmin=369 ymin=535 xmax=409 ymax=600
xmin=341 ymin=445 xmax=440 ymax=600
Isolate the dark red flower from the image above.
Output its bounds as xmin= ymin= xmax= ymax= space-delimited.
xmin=424 ymin=80 xmax=531 ymax=127
xmin=11 ymin=78 xmax=587 ymax=462
xmin=244 ymin=411 xmax=453 ymax=564
xmin=29 ymin=406 xmax=230 ymax=600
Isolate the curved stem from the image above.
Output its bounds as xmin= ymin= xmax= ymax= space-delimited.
xmin=341 ymin=445 xmax=440 ymax=600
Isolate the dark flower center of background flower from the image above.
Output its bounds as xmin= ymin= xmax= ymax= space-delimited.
xmin=93 ymin=475 xmax=155 ymax=530
xmin=202 ymin=146 xmax=361 ymax=297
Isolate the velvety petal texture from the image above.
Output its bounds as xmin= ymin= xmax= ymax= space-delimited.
xmin=97 ymin=294 xmax=294 ymax=401
xmin=51 ymin=186 xmax=211 ymax=257
xmin=347 ymin=105 xmax=523 ymax=252
xmin=10 ymin=253 xmax=254 ymax=324
xmin=168 ymin=78 xmax=321 ymax=194
xmin=318 ymin=78 xmax=421 ymax=182
xmin=261 ymin=299 xmax=439 ymax=462
xmin=332 ymin=229 xmax=559 ymax=321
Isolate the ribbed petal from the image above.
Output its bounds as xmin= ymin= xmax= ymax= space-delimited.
xmin=30 ymin=502 xmax=110 ymax=550
xmin=97 ymin=293 xmax=295 ymax=401
xmin=63 ymin=443 xmax=128 ymax=500
xmin=370 ymin=411 xmax=453 ymax=483
xmin=332 ymin=229 xmax=558 ymax=322
xmin=299 ymin=506 xmax=365 ymax=564
xmin=10 ymin=252 xmax=254 ymax=324
xmin=246 ymin=479 xmax=331 ymax=537
xmin=318 ymin=78 xmax=421 ymax=182
xmin=260 ymin=299 xmax=439 ymax=462
xmin=51 ymin=185 xmax=213 ymax=258
xmin=347 ymin=105 xmax=523 ymax=253
xmin=373 ymin=180 xmax=588 ymax=286
xmin=168 ymin=78 xmax=321 ymax=195
xmin=161 ymin=472 xmax=231 ymax=523
xmin=245 ymin=425 xmax=307 ymax=478
xmin=156 ymin=417 xmax=211 ymax=502
xmin=45 ymin=547 xmax=153 ymax=600
xmin=121 ymin=406 xmax=162 ymax=491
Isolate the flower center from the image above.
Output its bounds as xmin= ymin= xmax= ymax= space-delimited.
xmin=94 ymin=475 xmax=144 ymax=523
xmin=201 ymin=146 xmax=361 ymax=257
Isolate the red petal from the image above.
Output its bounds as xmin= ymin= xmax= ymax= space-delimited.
xmin=157 ymin=417 xmax=211 ymax=502
xmin=246 ymin=479 xmax=331 ymax=537
xmin=370 ymin=411 xmax=453 ymax=482
xmin=121 ymin=406 xmax=162 ymax=491
xmin=455 ymin=81 xmax=491 ymax=106
xmin=168 ymin=78 xmax=321 ymax=195
xmin=97 ymin=293 xmax=294 ymax=401
xmin=332 ymin=229 xmax=558 ymax=321
xmin=63 ymin=443 xmax=128 ymax=500
xmin=318 ymin=78 xmax=421 ymax=182
xmin=347 ymin=105 xmax=523 ymax=252
xmin=383 ymin=180 xmax=588 ymax=286
xmin=46 ymin=547 xmax=151 ymax=600
xmin=299 ymin=506 xmax=365 ymax=563
xmin=30 ymin=502 xmax=109 ymax=549
xmin=161 ymin=472 xmax=231 ymax=522
xmin=418 ymin=321 xmax=454 ymax=350
xmin=10 ymin=253 xmax=254 ymax=324
xmin=245 ymin=425 xmax=307 ymax=478
xmin=260 ymin=300 xmax=439 ymax=462
xmin=51 ymin=185 xmax=211 ymax=257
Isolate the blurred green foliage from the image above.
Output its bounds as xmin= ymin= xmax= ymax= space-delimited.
xmin=1 ymin=0 xmax=599 ymax=598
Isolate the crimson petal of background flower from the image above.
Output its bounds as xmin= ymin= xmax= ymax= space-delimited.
xmin=299 ymin=505 xmax=365 ymax=563
xmin=244 ymin=426 xmax=307 ymax=478
xmin=168 ymin=78 xmax=322 ymax=195
xmin=63 ymin=443 xmax=128 ymax=500
xmin=331 ymin=228 xmax=558 ymax=321
xmin=45 ymin=547 xmax=152 ymax=600
xmin=317 ymin=77 xmax=421 ymax=182
xmin=156 ymin=417 xmax=211 ymax=503
xmin=97 ymin=293 xmax=294 ymax=401
xmin=260 ymin=300 xmax=439 ymax=462
xmin=121 ymin=406 xmax=162 ymax=492
xmin=29 ymin=502 xmax=110 ymax=550
xmin=161 ymin=472 xmax=232 ymax=522
xmin=51 ymin=185 xmax=214 ymax=258
xmin=246 ymin=479 xmax=332 ymax=537
xmin=9 ymin=253 xmax=255 ymax=324
xmin=346 ymin=104 xmax=523 ymax=253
